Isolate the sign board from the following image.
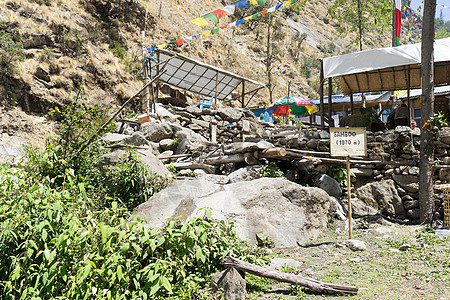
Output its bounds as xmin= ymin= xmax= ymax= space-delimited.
xmin=330 ymin=127 xmax=367 ymax=157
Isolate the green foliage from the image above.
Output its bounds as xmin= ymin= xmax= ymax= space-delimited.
xmin=258 ymin=162 xmax=284 ymax=178
xmin=255 ymin=233 xmax=275 ymax=249
xmin=0 ymin=30 xmax=25 ymax=77
xmin=0 ymin=168 xmax=257 ymax=298
xmin=60 ymin=29 xmax=85 ymax=57
xmin=290 ymin=284 xmax=307 ymax=299
xmin=427 ymin=111 xmax=448 ymax=138
xmin=110 ymin=39 xmax=126 ymax=60
xmin=327 ymin=167 xmax=354 ymax=187
xmin=435 ymin=18 xmax=450 ymax=39
xmin=38 ymin=47 xmax=56 ymax=63
xmin=300 ymin=56 xmax=320 ymax=79
xmin=328 ymin=0 xmax=391 ymax=50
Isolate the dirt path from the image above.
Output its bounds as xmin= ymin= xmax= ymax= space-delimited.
xmin=246 ymin=217 xmax=450 ymax=299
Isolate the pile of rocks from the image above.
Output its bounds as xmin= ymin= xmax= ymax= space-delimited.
xmin=101 ymin=105 xmax=449 ymax=225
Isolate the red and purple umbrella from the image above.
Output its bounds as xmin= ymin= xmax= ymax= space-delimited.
xmin=266 ymin=96 xmax=318 ymax=116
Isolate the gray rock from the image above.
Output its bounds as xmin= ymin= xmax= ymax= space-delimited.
xmin=131 ymin=178 xmax=331 ymax=247
xmin=159 ymin=139 xmax=175 ymax=151
xmin=191 ymin=118 xmax=210 ymax=128
xmin=319 ymin=130 xmax=330 ymax=139
xmin=355 ymin=179 xmax=405 ymax=217
xmin=0 ymin=134 xmax=27 ymax=165
xmin=101 ymin=133 xmax=130 ymax=143
xmin=398 ymin=244 xmax=411 ymax=251
xmin=211 ymin=268 xmax=246 ymax=300
xmin=384 ymin=169 xmax=394 ymax=176
xmin=121 ymin=132 xmax=149 ymax=146
xmin=329 ymin=197 xmax=346 ymax=220
xmin=345 ymin=239 xmax=366 ymax=251
xmin=395 ymin=126 xmax=411 ymax=133
xmin=97 ymin=149 xmax=171 ymax=177
xmin=403 ymin=200 xmax=419 ymax=210
xmin=406 ymin=208 xmax=420 ymax=220
xmin=440 ymin=132 xmax=450 ymax=145
xmin=35 ymin=65 xmax=51 ymax=82
xmin=171 ymin=124 xmax=209 ymax=153
xmin=140 ymin=122 xmax=173 ymax=142
xmin=382 ymin=130 xmax=399 ymax=143
xmin=312 ymin=174 xmax=342 ymax=197
xmin=407 ymin=166 xmax=420 ymax=176
xmin=185 ymin=105 xmax=203 ymax=116
xmin=269 ymin=258 xmax=303 ymax=271
xmin=187 ymin=123 xmax=202 ymax=132
xmin=228 ymin=166 xmax=261 ymax=183
xmin=374 ymin=227 xmax=393 ymax=235
xmin=350 ymin=168 xmax=373 ymax=177
xmin=392 ymin=174 xmax=419 ymax=193
xmin=218 ymin=108 xmax=244 ymax=122
xmin=197 ymin=174 xmax=230 ymax=184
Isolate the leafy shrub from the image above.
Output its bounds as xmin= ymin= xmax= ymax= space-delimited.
xmin=258 ymin=162 xmax=284 ymax=178
xmin=327 ymin=167 xmax=354 ymax=187
xmin=110 ymin=39 xmax=126 ymax=60
xmin=0 ymin=30 xmax=25 ymax=77
xmin=0 ymin=168 xmax=258 ymax=298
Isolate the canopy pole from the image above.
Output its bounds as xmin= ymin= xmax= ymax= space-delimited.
xmin=155 ymin=50 xmax=160 ymax=114
xmin=350 ymin=93 xmax=354 ymax=115
xmin=320 ymin=60 xmax=325 ymax=129
xmin=241 ymin=80 xmax=245 ymax=108
xmin=328 ymin=77 xmax=333 ymax=127
xmin=392 ymin=0 xmax=397 ymax=47
xmin=407 ymin=65 xmax=411 ymax=124
xmin=286 ymin=81 xmax=291 ymax=124
xmin=215 ymin=70 xmax=219 ymax=109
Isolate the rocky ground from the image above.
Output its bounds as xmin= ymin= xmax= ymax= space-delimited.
xmin=244 ymin=218 xmax=450 ymax=299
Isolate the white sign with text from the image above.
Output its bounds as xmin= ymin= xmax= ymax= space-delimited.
xmin=330 ymin=127 xmax=367 ymax=157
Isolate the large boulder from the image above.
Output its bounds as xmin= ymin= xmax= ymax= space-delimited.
xmin=392 ymin=174 xmax=419 ymax=193
xmin=140 ymin=122 xmax=173 ymax=142
xmin=97 ymin=149 xmax=171 ymax=177
xmin=171 ymin=124 xmax=209 ymax=153
xmin=218 ymin=108 xmax=244 ymax=122
xmin=312 ymin=174 xmax=342 ymax=197
xmin=0 ymin=134 xmax=27 ymax=165
xmin=131 ymin=178 xmax=331 ymax=247
xmin=355 ymin=179 xmax=405 ymax=217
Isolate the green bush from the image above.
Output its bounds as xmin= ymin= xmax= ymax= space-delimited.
xmin=0 ymin=168 xmax=257 ymax=298
xmin=0 ymin=30 xmax=25 ymax=77
xmin=258 ymin=162 xmax=284 ymax=178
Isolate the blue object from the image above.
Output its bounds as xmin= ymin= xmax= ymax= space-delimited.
xmin=196 ymin=97 xmax=213 ymax=109
xmin=262 ymin=112 xmax=271 ymax=123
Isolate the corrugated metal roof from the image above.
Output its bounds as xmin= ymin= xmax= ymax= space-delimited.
xmin=310 ymin=92 xmax=391 ymax=105
xmin=149 ymin=49 xmax=265 ymax=101
xmin=397 ymin=85 xmax=450 ymax=100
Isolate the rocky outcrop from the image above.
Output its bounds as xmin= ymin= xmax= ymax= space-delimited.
xmin=131 ymin=178 xmax=331 ymax=247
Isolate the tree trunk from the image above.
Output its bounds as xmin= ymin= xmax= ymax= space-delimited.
xmin=222 ymin=256 xmax=358 ymax=295
xmin=419 ymin=0 xmax=436 ymax=224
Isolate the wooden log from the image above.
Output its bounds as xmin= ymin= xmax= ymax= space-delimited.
xmin=258 ymin=147 xmax=286 ymax=158
xmin=222 ymin=256 xmax=358 ymax=295
xmin=203 ymin=153 xmax=248 ymax=165
xmin=223 ymin=142 xmax=271 ymax=155
xmin=158 ymin=153 xmax=191 ymax=160
xmin=301 ymin=156 xmax=415 ymax=166
xmin=172 ymin=162 xmax=215 ymax=174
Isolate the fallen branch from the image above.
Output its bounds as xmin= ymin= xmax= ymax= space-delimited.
xmin=222 ymin=256 xmax=358 ymax=295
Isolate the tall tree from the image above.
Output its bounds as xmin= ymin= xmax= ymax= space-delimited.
xmin=419 ymin=0 xmax=436 ymax=224
xmin=328 ymin=0 xmax=392 ymax=50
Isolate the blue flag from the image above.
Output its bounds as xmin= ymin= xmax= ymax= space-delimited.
xmin=233 ymin=0 xmax=250 ymax=9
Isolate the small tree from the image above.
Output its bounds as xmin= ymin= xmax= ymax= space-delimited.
xmin=328 ymin=0 xmax=392 ymax=50
xmin=0 ymin=30 xmax=25 ymax=77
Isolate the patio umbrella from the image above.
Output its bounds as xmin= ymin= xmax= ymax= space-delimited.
xmin=266 ymin=96 xmax=318 ymax=116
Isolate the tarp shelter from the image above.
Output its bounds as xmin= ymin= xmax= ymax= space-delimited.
xmin=318 ymin=37 xmax=450 ymax=129
xmin=148 ymin=49 xmax=266 ymax=107
xmin=323 ymin=37 xmax=450 ymax=95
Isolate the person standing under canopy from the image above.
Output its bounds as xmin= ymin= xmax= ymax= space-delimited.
xmin=394 ymin=102 xmax=409 ymax=127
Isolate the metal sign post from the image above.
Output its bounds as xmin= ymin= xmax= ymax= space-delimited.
xmin=330 ymin=127 xmax=367 ymax=239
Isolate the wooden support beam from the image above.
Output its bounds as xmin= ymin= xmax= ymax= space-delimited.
xmin=328 ymin=77 xmax=333 ymax=127
xmin=320 ymin=60 xmax=325 ymax=129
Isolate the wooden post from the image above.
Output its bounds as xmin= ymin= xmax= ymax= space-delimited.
xmin=350 ymin=93 xmax=354 ymax=115
xmin=328 ymin=77 xmax=333 ymax=127
xmin=141 ymin=31 xmax=150 ymax=117
xmin=286 ymin=81 xmax=291 ymax=124
xmin=210 ymin=120 xmax=217 ymax=143
xmin=320 ymin=60 xmax=325 ymax=129
xmin=155 ymin=50 xmax=160 ymax=114
xmin=346 ymin=155 xmax=353 ymax=239
xmin=407 ymin=65 xmax=411 ymax=125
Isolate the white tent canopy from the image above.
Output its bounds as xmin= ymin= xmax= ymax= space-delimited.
xmin=323 ymin=38 xmax=450 ymax=95
xmin=149 ymin=49 xmax=265 ymax=101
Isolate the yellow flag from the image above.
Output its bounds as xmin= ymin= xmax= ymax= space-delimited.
xmin=191 ymin=17 xmax=209 ymax=27
xmin=202 ymin=30 xmax=211 ymax=38
xmin=249 ymin=0 xmax=258 ymax=4
xmin=283 ymin=0 xmax=291 ymax=7
xmin=156 ymin=44 xmax=167 ymax=49
xmin=244 ymin=15 xmax=252 ymax=20
xmin=306 ymin=105 xmax=318 ymax=114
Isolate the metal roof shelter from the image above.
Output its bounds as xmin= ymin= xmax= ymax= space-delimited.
xmin=149 ymin=49 xmax=266 ymax=107
xmin=317 ymin=38 xmax=450 ymax=129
